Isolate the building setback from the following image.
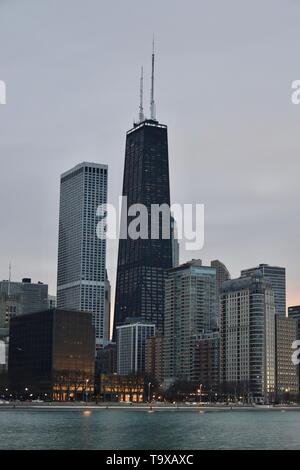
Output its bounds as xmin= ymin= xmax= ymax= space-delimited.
xmin=241 ymin=264 xmax=286 ymax=317
xmin=9 ymin=309 xmax=95 ymax=400
xmin=220 ymin=273 xmax=276 ymax=403
xmin=117 ymin=322 xmax=155 ymax=376
xmin=57 ymin=162 xmax=108 ymax=347
xmin=163 ymin=260 xmax=217 ymax=382
xmin=275 ymin=315 xmax=299 ymax=398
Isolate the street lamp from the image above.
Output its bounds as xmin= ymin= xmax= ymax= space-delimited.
xmin=148 ymin=382 xmax=151 ymax=403
xmin=85 ymin=379 xmax=89 ymax=405
xmin=198 ymin=384 xmax=203 ymax=405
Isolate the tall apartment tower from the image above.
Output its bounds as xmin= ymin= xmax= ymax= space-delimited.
xmin=275 ymin=315 xmax=299 ymax=398
xmin=241 ymin=264 xmax=286 ymax=317
xmin=114 ymin=47 xmax=172 ymax=334
xmin=57 ymin=162 xmax=108 ymax=347
xmin=220 ymin=273 xmax=276 ymax=403
xmin=163 ymin=260 xmax=217 ymax=382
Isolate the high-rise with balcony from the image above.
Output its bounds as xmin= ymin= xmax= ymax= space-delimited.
xmin=220 ymin=273 xmax=276 ymax=403
xmin=163 ymin=260 xmax=217 ymax=382
xmin=57 ymin=162 xmax=108 ymax=347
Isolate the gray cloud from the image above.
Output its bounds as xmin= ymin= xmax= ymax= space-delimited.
xmin=0 ymin=0 xmax=299 ymax=308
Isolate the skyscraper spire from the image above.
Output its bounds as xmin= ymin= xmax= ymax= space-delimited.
xmin=139 ymin=66 xmax=144 ymax=123
xmin=150 ymin=35 xmax=156 ymax=120
xmin=8 ymin=262 xmax=11 ymax=296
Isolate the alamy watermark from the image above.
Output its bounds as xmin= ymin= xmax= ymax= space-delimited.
xmin=96 ymin=197 xmax=204 ymax=251
xmin=292 ymin=340 xmax=300 ymax=366
xmin=0 ymin=80 xmax=6 ymax=104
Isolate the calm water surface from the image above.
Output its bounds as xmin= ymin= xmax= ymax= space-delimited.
xmin=0 ymin=410 xmax=299 ymax=450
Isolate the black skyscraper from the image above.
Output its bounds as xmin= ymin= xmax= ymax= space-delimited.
xmin=114 ymin=47 xmax=172 ymax=335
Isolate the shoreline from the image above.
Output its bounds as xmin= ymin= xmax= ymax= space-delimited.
xmin=1 ymin=403 xmax=300 ymax=412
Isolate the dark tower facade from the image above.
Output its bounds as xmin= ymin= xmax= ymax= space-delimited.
xmin=114 ymin=118 xmax=173 ymax=334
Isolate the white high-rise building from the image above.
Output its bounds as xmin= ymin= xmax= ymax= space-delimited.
xmin=57 ymin=162 xmax=108 ymax=347
xmin=117 ymin=322 xmax=155 ymax=375
xmin=220 ymin=273 xmax=276 ymax=403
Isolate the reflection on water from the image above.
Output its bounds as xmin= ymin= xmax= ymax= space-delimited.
xmin=0 ymin=410 xmax=299 ymax=450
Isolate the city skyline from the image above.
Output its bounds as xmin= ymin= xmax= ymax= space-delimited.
xmin=0 ymin=0 xmax=300 ymax=310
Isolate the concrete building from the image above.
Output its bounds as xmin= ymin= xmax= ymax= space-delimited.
xmin=193 ymin=331 xmax=220 ymax=393
xmin=57 ymin=162 xmax=108 ymax=347
xmin=220 ymin=273 xmax=276 ymax=403
xmin=0 ymin=328 xmax=9 ymax=387
xmin=145 ymin=334 xmax=164 ymax=384
xmin=116 ymin=322 xmax=155 ymax=376
xmin=241 ymin=264 xmax=286 ymax=317
xmin=0 ymin=278 xmax=48 ymax=329
xmin=275 ymin=315 xmax=299 ymax=399
xmin=9 ymin=309 xmax=95 ymax=400
xmin=164 ymin=260 xmax=217 ymax=382
xmin=48 ymin=295 xmax=57 ymax=309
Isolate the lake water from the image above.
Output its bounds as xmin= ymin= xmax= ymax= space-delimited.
xmin=0 ymin=409 xmax=299 ymax=450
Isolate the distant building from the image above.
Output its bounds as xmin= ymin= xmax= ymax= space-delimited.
xmin=145 ymin=334 xmax=164 ymax=384
xmin=57 ymin=162 xmax=108 ymax=348
xmin=0 ymin=278 xmax=48 ymax=329
xmin=96 ymin=343 xmax=117 ymax=375
xmin=275 ymin=315 xmax=299 ymax=398
xmin=220 ymin=273 xmax=276 ymax=403
xmin=164 ymin=260 xmax=217 ymax=382
xmin=211 ymin=260 xmax=231 ymax=294
xmin=194 ymin=331 xmax=219 ymax=392
xmin=241 ymin=264 xmax=286 ymax=317
xmin=211 ymin=260 xmax=230 ymax=327
xmin=9 ymin=309 xmax=95 ymax=400
xmin=48 ymin=295 xmax=57 ymax=309
xmin=117 ymin=322 xmax=155 ymax=376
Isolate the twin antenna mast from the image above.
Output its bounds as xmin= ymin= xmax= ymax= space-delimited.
xmin=138 ymin=37 xmax=156 ymax=123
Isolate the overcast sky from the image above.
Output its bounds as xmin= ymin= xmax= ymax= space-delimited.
xmin=0 ymin=0 xmax=299 ymax=310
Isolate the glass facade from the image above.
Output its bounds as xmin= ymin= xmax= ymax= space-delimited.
xmin=114 ymin=120 xmax=172 ymax=334
xmin=8 ymin=309 xmax=95 ymax=399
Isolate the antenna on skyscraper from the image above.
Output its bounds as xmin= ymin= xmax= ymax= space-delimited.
xmin=150 ymin=35 xmax=156 ymax=120
xmin=139 ymin=66 xmax=145 ymax=123
xmin=8 ymin=262 xmax=11 ymax=296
